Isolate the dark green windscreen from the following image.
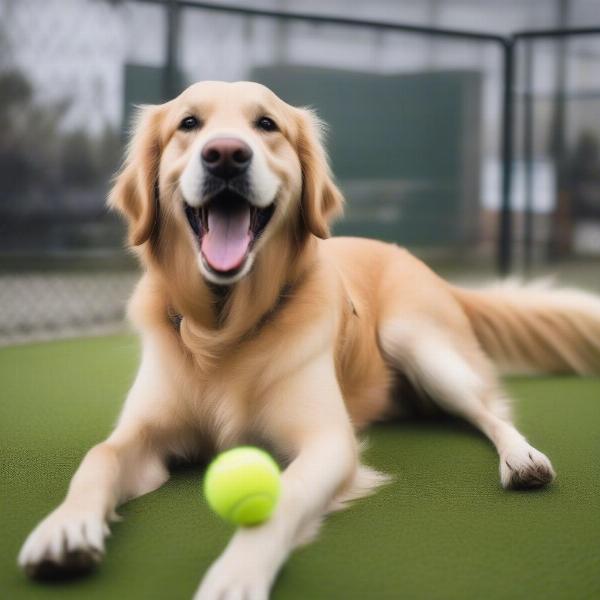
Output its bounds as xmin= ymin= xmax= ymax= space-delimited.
xmin=251 ymin=66 xmax=482 ymax=246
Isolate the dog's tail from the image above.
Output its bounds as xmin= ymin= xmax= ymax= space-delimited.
xmin=451 ymin=280 xmax=600 ymax=375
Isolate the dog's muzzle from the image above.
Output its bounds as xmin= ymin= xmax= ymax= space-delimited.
xmin=183 ymin=137 xmax=276 ymax=279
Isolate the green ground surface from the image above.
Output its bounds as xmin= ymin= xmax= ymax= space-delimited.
xmin=1 ymin=335 xmax=599 ymax=600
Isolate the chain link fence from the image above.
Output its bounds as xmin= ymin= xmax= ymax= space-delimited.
xmin=0 ymin=0 xmax=160 ymax=345
xmin=0 ymin=0 xmax=498 ymax=346
xmin=0 ymin=272 xmax=136 ymax=346
xmin=1 ymin=0 xmax=598 ymax=346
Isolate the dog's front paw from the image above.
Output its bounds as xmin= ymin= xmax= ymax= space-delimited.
xmin=500 ymin=443 xmax=556 ymax=490
xmin=194 ymin=553 xmax=273 ymax=600
xmin=18 ymin=505 xmax=110 ymax=579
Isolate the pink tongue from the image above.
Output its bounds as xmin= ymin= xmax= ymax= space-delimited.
xmin=201 ymin=206 xmax=251 ymax=272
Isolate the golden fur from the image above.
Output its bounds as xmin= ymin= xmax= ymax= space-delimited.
xmin=19 ymin=81 xmax=600 ymax=599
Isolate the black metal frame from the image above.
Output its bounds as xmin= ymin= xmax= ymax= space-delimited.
xmin=136 ymin=0 xmax=600 ymax=275
xmin=515 ymin=28 xmax=600 ymax=272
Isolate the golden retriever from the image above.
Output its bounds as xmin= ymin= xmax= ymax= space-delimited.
xmin=19 ymin=81 xmax=600 ymax=599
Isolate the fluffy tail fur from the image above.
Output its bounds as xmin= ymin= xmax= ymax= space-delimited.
xmin=452 ymin=279 xmax=600 ymax=375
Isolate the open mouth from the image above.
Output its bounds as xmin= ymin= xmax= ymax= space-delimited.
xmin=184 ymin=191 xmax=275 ymax=277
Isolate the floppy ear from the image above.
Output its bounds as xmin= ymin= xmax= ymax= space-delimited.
xmin=295 ymin=108 xmax=344 ymax=239
xmin=108 ymin=105 xmax=164 ymax=246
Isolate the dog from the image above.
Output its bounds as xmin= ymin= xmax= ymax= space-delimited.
xmin=18 ymin=81 xmax=600 ymax=599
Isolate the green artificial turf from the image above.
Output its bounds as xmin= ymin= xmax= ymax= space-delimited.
xmin=1 ymin=335 xmax=599 ymax=599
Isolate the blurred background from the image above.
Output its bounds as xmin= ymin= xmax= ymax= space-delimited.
xmin=0 ymin=0 xmax=599 ymax=345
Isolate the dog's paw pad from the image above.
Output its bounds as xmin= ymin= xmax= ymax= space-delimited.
xmin=501 ymin=444 xmax=556 ymax=490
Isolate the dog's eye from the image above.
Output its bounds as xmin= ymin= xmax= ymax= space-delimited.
xmin=179 ymin=116 xmax=200 ymax=131
xmin=256 ymin=116 xmax=278 ymax=132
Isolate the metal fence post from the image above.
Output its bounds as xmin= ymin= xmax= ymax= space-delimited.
xmin=499 ymin=38 xmax=515 ymax=276
xmin=163 ymin=0 xmax=181 ymax=101
xmin=523 ymin=39 xmax=535 ymax=273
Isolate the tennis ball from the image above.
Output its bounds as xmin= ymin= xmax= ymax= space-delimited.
xmin=204 ymin=446 xmax=281 ymax=526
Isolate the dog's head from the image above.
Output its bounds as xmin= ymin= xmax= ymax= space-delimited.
xmin=110 ymin=81 xmax=343 ymax=286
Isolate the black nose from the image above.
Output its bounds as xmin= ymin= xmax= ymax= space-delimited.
xmin=201 ymin=137 xmax=253 ymax=179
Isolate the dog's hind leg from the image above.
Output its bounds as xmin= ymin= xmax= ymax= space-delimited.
xmin=379 ymin=318 xmax=556 ymax=490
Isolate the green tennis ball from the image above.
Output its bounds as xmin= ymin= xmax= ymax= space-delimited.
xmin=204 ymin=446 xmax=281 ymax=526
